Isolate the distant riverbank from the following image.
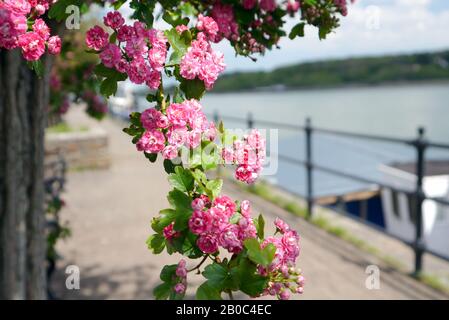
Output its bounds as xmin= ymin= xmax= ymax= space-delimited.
xmin=211 ymin=50 xmax=449 ymax=93
xmin=209 ymin=79 xmax=449 ymax=94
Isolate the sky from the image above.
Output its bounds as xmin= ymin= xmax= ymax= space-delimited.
xmin=92 ymin=0 xmax=449 ymax=73
xmin=214 ymin=0 xmax=449 ymax=72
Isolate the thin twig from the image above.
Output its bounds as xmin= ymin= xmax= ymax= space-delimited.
xmin=187 ymin=255 xmax=209 ymax=273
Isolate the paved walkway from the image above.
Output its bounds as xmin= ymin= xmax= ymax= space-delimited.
xmin=51 ymin=107 xmax=448 ymax=299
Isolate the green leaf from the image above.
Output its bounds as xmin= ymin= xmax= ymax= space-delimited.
xmin=182 ymin=232 xmax=203 ymax=259
xmin=151 ymin=209 xmax=176 ymax=233
xmin=96 ymin=64 xmax=127 ymax=98
xmin=168 ymin=166 xmax=194 ymax=193
xmin=167 ymin=189 xmax=191 ymax=211
xmin=153 ymin=282 xmax=172 ymax=300
xmin=165 ymin=28 xmax=189 ymax=65
xmin=201 ymin=141 xmax=218 ymax=171
xmin=146 ymin=234 xmax=165 ymax=254
xmin=172 ymin=86 xmax=184 ymax=103
xmin=112 ymin=0 xmax=127 ymax=9
xmin=130 ymin=0 xmax=155 ymax=27
xmin=203 ymin=263 xmax=238 ymax=291
xmin=229 ymin=213 xmax=242 ymax=224
xmin=188 ymin=147 xmax=202 ymax=168
xmin=100 ymin=78 xmax=118 ymax=98
xmin=27 ymin=60 xmax=44 ymax=78
xmin=180 ymin=78 xmax=206 ymax=100
xmin=192 ymin=169 xmax=207 ymax=186
xmin=206 ymin=179 xmax=223 ymax=199
xmin=244 ymin=238 xmax=276 ymax=267
xmin=234 ymin=258 xmax=268 ymax=297
xmin=163 ymin=159 xmax=177 ymax=174
xmin=162 ymin=10 xmax=189 ymax=27
xmin=255 ymin=214 xmax=265 ymax=240
xmin=144 ymin=152 xmax=158 ymax=163
xmin=196 ymin=281 xmax=222 ymax=300
xmin=218 ymin=121 xmax=225 ymax=134
xmin=160 ymin=264 xmax=178 ymax=283
xmin=289 ymin=23 xmax=305 ymax=40
xmin=146 ymin=94 xmax=157 ymax=102
xmin=167 ymin=189 xmax=193 ymax=231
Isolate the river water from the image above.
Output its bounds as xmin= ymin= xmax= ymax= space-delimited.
xmin=202 ymin=83 xmax=449 ymax=197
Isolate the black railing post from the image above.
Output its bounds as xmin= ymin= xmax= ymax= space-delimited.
xmin=213 ymin=110 xmax=219 ymax=125
xmin=247 ymin=112 xmax=254 ymax=130
xmin=413 ymin=127 xmax=427 ymax=276
xmin=305 ymin=118 xmax=313 ymax=218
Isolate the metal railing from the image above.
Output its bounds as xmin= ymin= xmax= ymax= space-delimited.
xmin=212 ymin=110 xmax=449 ymax=275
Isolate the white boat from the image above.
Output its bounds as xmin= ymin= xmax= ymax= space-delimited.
xmin=380 ymin=161 xmax=449 ymax=258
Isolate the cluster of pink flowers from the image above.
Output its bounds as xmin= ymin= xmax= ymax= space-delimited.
xmin=221 ymin=129 xmax=266 ymax=184
xmin=211 ymin=2 xmax=239 ymax=42
xmin=86 ymin=11 xmax=168 ymax=89
xmin=174 ymin=259 xmax=187 ymax=294
xmin=189 ymin=196 xmax=257 ymax=254
xmin=286 ymin=0 xmax=301 ymax=14
xmin=0 ymin=0 xmax=61 ymax=60
xmin=180 ymin=31 xmax=225 ymax=90
xmin=334 ymin=0 xmax=354 ymax=16
xmin=242 ymin=0 xmax=299 ymax=13
xmin=137 ymin=99 xmax=216 ymax=159
xmin=258 ymin=218 xmax=304 ymax=300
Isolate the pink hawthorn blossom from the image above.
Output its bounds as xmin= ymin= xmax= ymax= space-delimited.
xmin=18 ymin=32 xmax=46 ymax=61
xmin=86 ymin=26 xmax=109 ymax=51
xmin=32 ymin=18 xmax=50 ymax=40
xmin=104 ymin=11 xmax=125 ymax=30
xmin=136 ymin=129 xmax=166 ymax=154
xmin=197 ymin=233 xmax=218 ymax=254
xmin=196 ymin=14 xmax=219 ymax=42
xmin=100 ymin=43 xmax=121 ymax=68
xmin=47 ymin=36 xmax=61 ymax=55
xmin=242 ymin=0 xmax=257 ymax=10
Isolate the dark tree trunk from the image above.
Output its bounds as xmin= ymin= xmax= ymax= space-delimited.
xmin=0 ymin=49 xmax=52 ymax=299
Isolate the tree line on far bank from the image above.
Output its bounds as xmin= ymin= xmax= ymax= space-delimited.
xmin=211 ymin=50 xmax=449 ymax=92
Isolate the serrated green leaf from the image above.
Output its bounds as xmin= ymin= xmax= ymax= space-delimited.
xmin=201 ymin=141 xmax=218 ymax=171
xmin=100 ymin=78 xmax=118 ymax=98
xmin=160 ymin=264 xmax=178 ymax=283
xmin=165 ymin=28 xmax=189 ymax=65
xmin=196 ymin=281 xmax=222 ymax=300
xmin=151 ymin=208 xmax=176 ymax=233
xmin=244 ymin=238 xmax=276 ymax=267
xmin=234 ymin=258 xmax=268 ymax=297
xmin=168 ymin=166 xmax=194 ymax=192
xmin=256 ymin=214 xmax=265 ymax=240
xmin=180 ymin=78 xmax=206 ymax=100
xmin=229 ymin=213 xmax=242 ymax=224
xmin=167 ymin=189 xmax=193 ymax=231
xmin=146 ymin=234 xmax=165 ymax=254
xmin=206 ymin=179 xmax=223 ymax=199
xmin=203 ymin=263 xmax=239 ymax=292
xmin=153 ymin=282 xmax=172 ymax=300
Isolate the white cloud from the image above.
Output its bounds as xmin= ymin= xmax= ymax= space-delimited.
xmin=220 ymin=0 xmax=449 ymax=72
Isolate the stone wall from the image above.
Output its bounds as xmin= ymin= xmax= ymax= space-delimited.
xmin=45 ymin=127 xmax=110 ymax=170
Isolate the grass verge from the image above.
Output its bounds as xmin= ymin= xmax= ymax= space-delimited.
xmin=47 ymin=122 xmax=88 ymax=134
